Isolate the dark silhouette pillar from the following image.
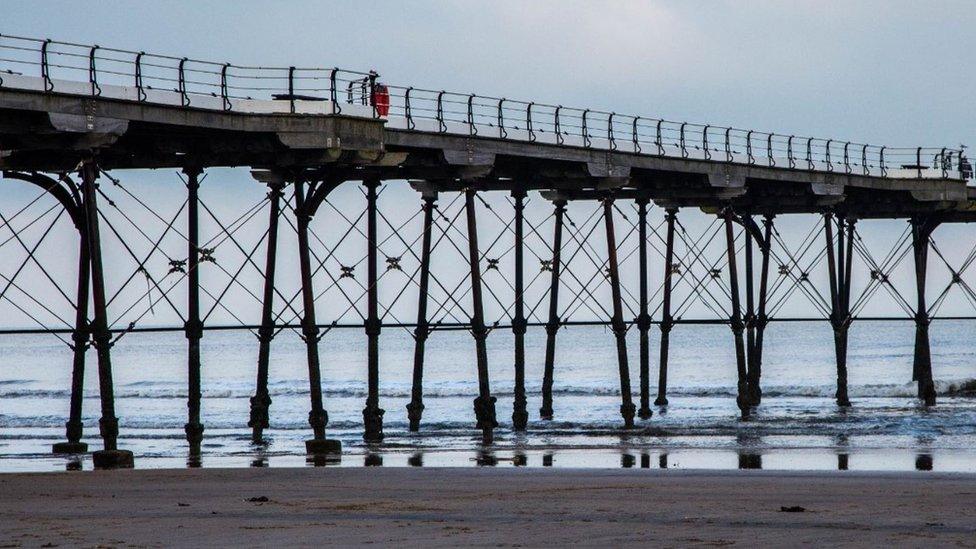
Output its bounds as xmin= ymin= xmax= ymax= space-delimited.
xmin=294 ymin=177 xmax=340 ymax=456
xmin=407 ymin=192 xmax=436 ymax=431
xmin=183 ymin=165 xmax=205 ymax=455
xmin=511 ymin=189 xmax=529 ymax=430
xmin=636 ymin=197 xmax=653 ymax=419
xmin=655 ymin=208 xmax=677 ymax=406
xmin=825 ymin=213 xmax=855 ymax=407
xmin=723 ymin=208 xmax=749 ymax=416
xmin=249 ymin=181 xmax=284 ymax=443
xmin=746 ymin=215 xmax=774 ymax=406
xmin=53 ymin=213 xmax=91 ymax=454
xmin=465 ymin=188 xmax=497 ymax=443
xmin=911 ymin=216 xmax=939 ymax=406
xmin=81 ymin=156 xmax=133 ymax=469
xmin=605 ymin=196 xmax=636 ymax=427
xmin=540 ymin=199 xmax=566 ymax=420
xmin=363 ymin=177 xmax=385 ymax=441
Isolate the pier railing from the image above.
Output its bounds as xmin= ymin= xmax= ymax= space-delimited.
xmin=0 ymin=33 xmax=968 ymax=180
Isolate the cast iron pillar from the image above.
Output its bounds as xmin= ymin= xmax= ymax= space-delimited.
xmin=635 ymin=197 xmax=653 ymax=419
xmin=363 ymin=178 xmax=385 ymax=441
xmin=747 ymin=215 xmax=774 ymax=406
xmin=465 ymin=188 xmax=497 ymax=443
xmin=824 ymin=212 xmax=855 ymax=407
xmin=911 ymin=216 xmax=939 ymax=406
xmin=407 ymin=192 xmax=437 ymax=431
xmin=655 ymin=208 xmax=677 ymax=406
xmin=53 ymin=212 xmax=91 ymax=454
xmin=539 ymin=199 xmax=566 ymax=420
xmin=183 ymin=165 xmax=205 ymax=454
xmin=249 ymin=181 xmax=284 ymax=443
xmin=605 ymin=196 xmax=636 ymax=427
xmin=80 ymin=157 xmax=133 ymax=468
xmin=511 ymin=189 xmax=529 ymax=430
xmin=723 ymin=208 xmax=749 ymax=417
xmin=294 ymin=178 xmax=340 ymax=456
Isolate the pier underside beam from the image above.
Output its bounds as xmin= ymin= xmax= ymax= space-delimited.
xmin=465 ymin=187 xmax=497 ymax=443
xmin=407 ymin=193 xmax=436 ymax=431
xmin=248 ymin=181 xmax=284 ymax=443
xmin=540 ymin=199 xmax=566 ymax=420
xmin=604 ymin=196 xmax=636 ymax=428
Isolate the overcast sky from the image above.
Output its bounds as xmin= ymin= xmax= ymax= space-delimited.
xmin=3 ymin=1 xmax=976 ymax=328
xmin=6 ymin=0 xmax=975 ymax=148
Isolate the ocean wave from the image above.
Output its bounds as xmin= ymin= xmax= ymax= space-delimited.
xmin=2 ymin=379 xmax=975 ymax=400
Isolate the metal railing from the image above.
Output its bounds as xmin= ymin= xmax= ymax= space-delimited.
xmin=0 ymin=33 xmax=969 ymax=180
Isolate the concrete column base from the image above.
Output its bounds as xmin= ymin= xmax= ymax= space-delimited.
xmin=52 ymin=441 xmax=88 ymax=454
xmin=92 ymin=449 xmax=134 ymax=469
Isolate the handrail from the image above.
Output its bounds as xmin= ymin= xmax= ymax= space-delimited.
xmin=0 ymin=33 xmax=965 ymax=181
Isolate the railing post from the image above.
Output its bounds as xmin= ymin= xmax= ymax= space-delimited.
xmin=80 ymin=156 xmax=133 ymax=469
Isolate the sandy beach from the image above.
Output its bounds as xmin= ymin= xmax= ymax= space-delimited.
xmin=1 ymin=468 xmax=974 ymax=547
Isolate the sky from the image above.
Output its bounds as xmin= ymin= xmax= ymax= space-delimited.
xmin=5 ymin=0 xmax=974 ymax=147
xmin=2 ymin=1 xmax=976 ymax=329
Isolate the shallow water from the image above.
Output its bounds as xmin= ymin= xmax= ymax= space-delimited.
xmin=1 ymin=320 xmax=975 ymax=472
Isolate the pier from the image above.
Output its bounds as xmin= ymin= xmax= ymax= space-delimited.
xmin=1 ymin=35 xmax=974 ymax=468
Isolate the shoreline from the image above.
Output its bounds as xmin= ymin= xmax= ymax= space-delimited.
xmin=2 ymin=467 xmax=975 ymax=546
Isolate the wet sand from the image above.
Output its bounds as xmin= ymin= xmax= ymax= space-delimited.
xmin=1 ymin=468 xmax=974 ymax=547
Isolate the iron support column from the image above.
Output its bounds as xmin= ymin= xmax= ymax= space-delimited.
xmin=295 ymin=178 xmax=340 ymax=455
xmin=636 ymin=198 xmax=653 ymax=419
xmin=53 ymin=220 xmax=90 ymax=454
xmin=911 ymin=217 xmax=938 ymax=406
xmin=363 ymin=178 xmax=385 ymax=441
xmin=465 ymin=188 xmax=497 ymax=443
xmin=511 ymin=189 xmax=529 ymax=430
xmin=540 ymin=199 xmax=566 ymax=420
xmin=605 ymin=197 xmax=636 ymax=427
xmin=749 ymin=215 xmax=774 ymax=405
xmin=655 ymin=208 xmax=677 ymax=406
xmin=743 ymin=215 xmax=757 ymax=407
xmin=825 ymin=213 xmax=854 ymax=407
xmin=183 ymin=166 xmax=205 ymax=454
xmin=407 ymin=193 xmax=436 ymax=431
xmin=723 ymin=209 xmax=749 ymax=416
xmin=248 ymin=182 xmax=284 ymax=442
xmin=81 ymin=157 xmax=133 ymax=468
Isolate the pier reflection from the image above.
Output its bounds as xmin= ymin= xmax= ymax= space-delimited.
xmin=737 ymin=434 xmax=763 ymax=469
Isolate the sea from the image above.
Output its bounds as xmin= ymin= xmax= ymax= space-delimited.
xmin=2 ymin=320 xmax=975 ymax=472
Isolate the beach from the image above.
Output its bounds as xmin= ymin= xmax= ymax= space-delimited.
xmin=1 ymin=467 xmax=974 ymax=547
